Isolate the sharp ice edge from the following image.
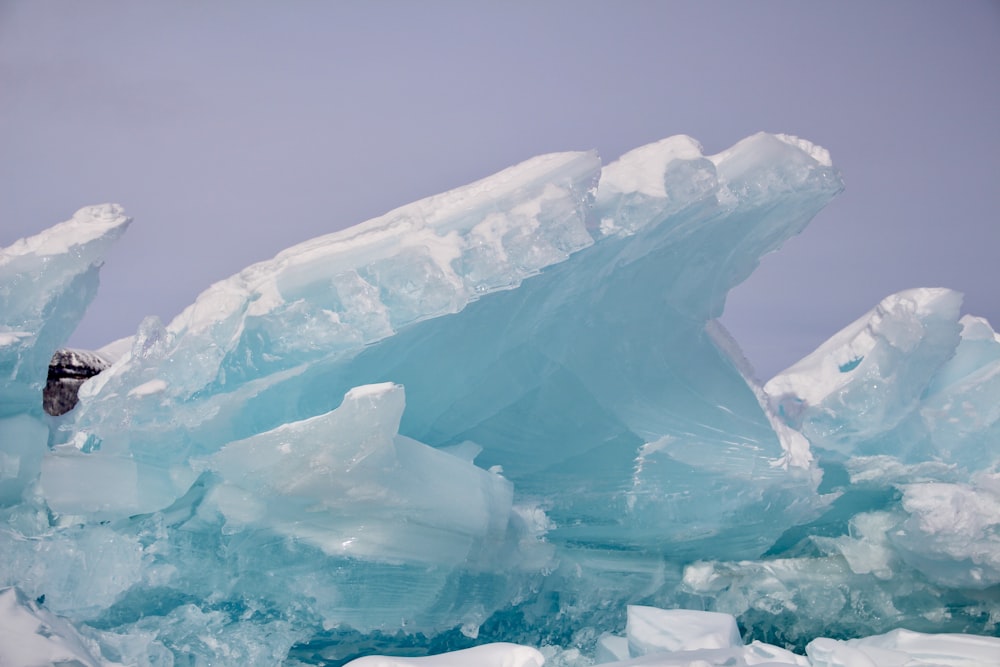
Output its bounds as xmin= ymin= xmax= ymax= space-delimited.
xmin=1 ymin=204 xmax=131 ymax=417
xmin=705 ymin=319 xmax=813 ymax=469
xmin=0 ymin=203 xmax=129 ymax=260
xmin=2 ymin=134 xmax=998 ymax=666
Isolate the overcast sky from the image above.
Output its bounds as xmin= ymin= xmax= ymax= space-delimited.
xmin=2 ymin=1 xmax=998 ymax=379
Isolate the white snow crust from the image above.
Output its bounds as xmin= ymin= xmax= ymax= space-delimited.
xmin=0 ymin=204 xmax=129 ymax=260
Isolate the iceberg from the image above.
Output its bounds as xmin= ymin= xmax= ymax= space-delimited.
xmin=2 ymin=133 xmax=998 ymax=666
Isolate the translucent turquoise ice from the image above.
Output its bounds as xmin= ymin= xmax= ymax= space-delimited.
xmin=2 ymin=134 xmax=997 ymax=665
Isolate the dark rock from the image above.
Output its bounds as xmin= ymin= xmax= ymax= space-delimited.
xmin=43 ymin=348 xmax=111 ymax=416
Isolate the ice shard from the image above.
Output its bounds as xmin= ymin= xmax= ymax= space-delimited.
xmin=1 ymin=205 xmax=129 ymax=508
xmin=1 ymin=133 xmax=998 ymax=666
xmin=0 ymin=204 xmax=129 ymax=417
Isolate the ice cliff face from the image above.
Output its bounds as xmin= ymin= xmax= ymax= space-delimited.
xmin=2 ymin=134 xmax=998 ymax=667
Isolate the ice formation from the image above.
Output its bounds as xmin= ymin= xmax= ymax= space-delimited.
xmin=2 ymin=134 xmax=999 ymax=666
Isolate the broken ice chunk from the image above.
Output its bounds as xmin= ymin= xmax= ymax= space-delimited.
xmin=891 ymin=474 xmax=1000 ymax=588
xmin=0 ymin=415 xmax=47 ymax=506
xmin=0 ymin=204 xmax=129 ymax=416
xmin=765 ymin=288 xmax=964 ymax=455
xmin=626 ymin=606 xmax=742 ymax=656
xmin=200 ymin=383 xmax=532 ymax=568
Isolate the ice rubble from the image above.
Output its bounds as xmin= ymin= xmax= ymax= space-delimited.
xmin=2 ymin=133 xmax=999 ymax=666
xmin=334 ymin=607 xmax=1000 ymax=667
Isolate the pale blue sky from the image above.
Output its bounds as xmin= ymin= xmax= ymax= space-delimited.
xmin=2 ymin=1 xmax=998 ymax=378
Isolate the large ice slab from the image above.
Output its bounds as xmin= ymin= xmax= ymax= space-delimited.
xmin=45 ymin=135 xmax=843 ymax=575
xmin=47 ymin=150 xmax=601 ymax=517
xmin=198 ymin=382 xmax=540 ymax=569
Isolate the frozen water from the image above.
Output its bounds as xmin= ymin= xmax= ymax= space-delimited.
xmin=198 ymin=382 xmax=544 ymax=571
xmin=1 ymin=134 xmax=998 ymax=666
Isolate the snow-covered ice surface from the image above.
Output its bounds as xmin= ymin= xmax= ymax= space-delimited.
xmin=2 ymin=134 xmax=999 ymax=666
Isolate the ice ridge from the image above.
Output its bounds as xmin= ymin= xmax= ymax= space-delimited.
xmin=2 ymin=133 xmax=998 ymax=666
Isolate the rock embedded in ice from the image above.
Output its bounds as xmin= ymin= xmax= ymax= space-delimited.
xmin=43 ymin=347 xmax=112 ymax=416
xmin=49 ymin=149 xmax=602 ymax=521
xmin=0 ymin=204 xmax=129 ymax=418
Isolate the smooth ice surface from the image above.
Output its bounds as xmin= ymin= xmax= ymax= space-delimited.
xmin=2 ymin=133 xmax=998 ymax=666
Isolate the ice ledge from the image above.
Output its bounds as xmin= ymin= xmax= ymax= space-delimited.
xmin=1 ymin=204 xmax=130 ymax=260
xmin=764 ymin=288 xmax=963 ymax=408
xmin=774 ymin=133 xmax=833 ymax=167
